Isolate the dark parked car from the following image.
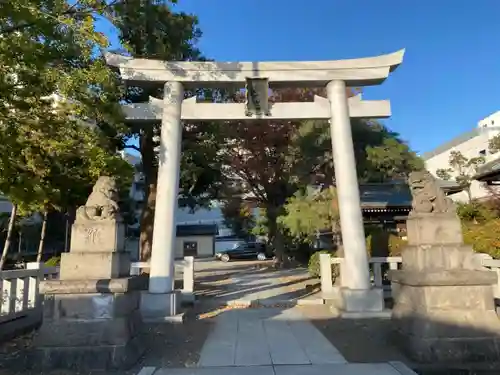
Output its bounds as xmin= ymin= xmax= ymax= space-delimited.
xmin=215 ymin=242 xmax=272 ymax=262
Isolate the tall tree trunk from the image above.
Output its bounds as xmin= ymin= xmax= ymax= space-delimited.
xmin=265 ymin=205 xmax=288 ymax=267
xmin=466 ymin=186 xmax=473 ymax=203
xmin=139 ymin=127 xmax=158 ymax=267
xmin=0 ymin=204 xmax=18 ymax=270
xmin=331 ymin=220 xmax=344 ymax=257
xmin=17 ymin=231 xmax=22 ymax=255
xmin=36 ymin=209 xmax=48 ymax=263
xmin=139 ymin=176 xmax=157 ymax=262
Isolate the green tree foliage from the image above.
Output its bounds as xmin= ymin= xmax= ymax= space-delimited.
xmin=278 ymin=186 xmax=339 ymax=245
xmin=218 ymin=87 xmax=424 ymax=264
xmin=488 ymin=134 xmax=500 ymax=154
xmin=436 ymin=151 xmax=485 ymax=202
xmin=0 ymin=0 xmax=133 ymax=268
xmin=111 ymin=0 xmax=223 ymax=261
xmin=220 ymin=198 xmax=255 ymax=239
xmin=365 ymin=137 xmax=424 ymax=182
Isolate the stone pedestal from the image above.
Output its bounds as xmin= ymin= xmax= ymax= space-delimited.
xmin=341 ymin=288 xmax=384 ymax=312
xmin=390 ymin=212 xmax=500 ymax=363
xmin=33 ymin=278 xmax=146 ymax=370
xmin=33 ymin=183 xmax=146 ymax=371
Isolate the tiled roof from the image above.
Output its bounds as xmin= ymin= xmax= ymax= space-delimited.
xmin=475 ymin=157 xmax=500 ymax=181
xmin=336 ymin=181 xmax=462 ymax=210
xmin=359 ymin=183 xmax=411 ymax=208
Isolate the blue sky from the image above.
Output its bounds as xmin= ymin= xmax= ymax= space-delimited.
xmin=99 ymin=0 xmax=500 ymax=154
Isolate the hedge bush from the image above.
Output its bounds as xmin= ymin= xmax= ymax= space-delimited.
xmin=365 ymin=232 xmax=407 ymax=256
xmin=44 ymin=256 xmax=60 ymax=267
xmin=308 ymin=250 xmax=340 ymax=282
xmin=463 ymin=219 xmax=500 ymax=259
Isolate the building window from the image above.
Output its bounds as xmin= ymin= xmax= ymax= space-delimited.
xmin=479 ymin=149 xmax=487 ymax=156
xmin=183 ymin=241 xmax=198 ymax=256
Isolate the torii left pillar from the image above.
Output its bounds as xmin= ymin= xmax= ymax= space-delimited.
xmin=140 ymin=81 xmax=184 ymax=321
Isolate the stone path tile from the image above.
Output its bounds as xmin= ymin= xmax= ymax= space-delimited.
xmin=197 ymin=313 xmax=238 ymax=367
xmin=197 ymin=307 xmax=347 ymax=368
xmin=263 ymin=320 xmax=310 ymax=365
xmin=148 ymin=363 xmax=416 ymax=375
xmin=288 ymin=320 xmax=346 ymax=364
xmin=153 ymin=366 xmax=275 ymax=375
xmin=234 ymin=317 xmax=272 ymax=366
xmin=273 ymin=363 xmax=405 ymax=375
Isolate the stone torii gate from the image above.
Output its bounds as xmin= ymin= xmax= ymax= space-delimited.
xmin=105 ymin=50 xmax=405 ymax=318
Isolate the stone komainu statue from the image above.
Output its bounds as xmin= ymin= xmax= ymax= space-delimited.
xmin=407 ymin=170 xmax=455 ymax=214
xmin=76 ymin=176 xmax=121 ymax=222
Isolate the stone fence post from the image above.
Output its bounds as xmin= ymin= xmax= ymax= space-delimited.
xmin=182 ymin=256 xmax=195 ymax=304
xmin=319 ymin=253 xmax=334 ymax=297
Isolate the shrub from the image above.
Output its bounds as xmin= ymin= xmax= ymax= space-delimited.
xmin=388 ymin=235 xmax=407 ymax=256
xmin=308 ymin=250 xmax=340 ymax=282
xmin=463 ymin=219 xmax=500 ymax=259
xmin=365 ymin=232 xmax=407 ymax=256
xmin=456 ymin=202 xmax=495 ymax=222
xmin=44 ymin=256 xmax=60 ymax=267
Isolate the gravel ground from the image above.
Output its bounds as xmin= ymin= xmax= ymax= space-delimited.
xmin=302 ymin=305 xmax=409 ymax=364
xmin=302 ymin=305 xmax=500 ymax=375
xmin=0 ymin=304 xmax=216 ymax=375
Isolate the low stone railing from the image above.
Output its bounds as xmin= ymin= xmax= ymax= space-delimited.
xmin=0 ymin=266 xmax=59 ymax=340
xmin=319 ymin=254 xmax=403 ymax=299
xmin=320 ymin=253 xmax=500 ymax=301
xmin=130 ymin=256 xmax=195 ymax=303
xmin=476 ymin=254 xmax=500 ymax=299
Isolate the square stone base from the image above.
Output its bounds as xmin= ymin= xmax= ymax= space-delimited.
xmin=31 ymin=334 xmax=143 ymax=371
xmin=34 ymin=279 xmax=145 ymax=370
xmin=340 ymin=287 xmax=384 ymax=313
xmin=392 ymin=326 xmax=500 ymax=363
xmin=391 ymin=269 xmax=500 ymax=364
xmin=140 ymin=290 xmax=181 ymax=322
xmin=406 ymin=212 xmax=464 ymax=246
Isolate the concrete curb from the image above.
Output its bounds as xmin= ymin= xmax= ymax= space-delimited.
xmin=224 ymin=298 xmax=326 ymax=308
xmin=142 ymin=312 xmax=185 ymax=323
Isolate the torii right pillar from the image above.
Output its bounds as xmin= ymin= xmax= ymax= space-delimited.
xmin=326 ymin=80 xmax=385 ymax=317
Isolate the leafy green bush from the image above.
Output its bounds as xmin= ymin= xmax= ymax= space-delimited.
xmin=365 ymin=232 xmax=407 ymax=256
xmin=456 ymin=202 xmax=495 ymax=222
xmin=387 ymin=235 xmax=407 ymax=256
xmin=308 ymin=250 xmax=340 ymax=282
xmin=463 ymin=219 xmax=500 ymax=258
xmin=44 ymin=256 xmax=60 ymax=267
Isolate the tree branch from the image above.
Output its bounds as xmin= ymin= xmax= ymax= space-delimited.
xmin=0 ymin=0 xmax=119 ymax=34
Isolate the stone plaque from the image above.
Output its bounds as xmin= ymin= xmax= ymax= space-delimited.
xmin=70 ymin=221 xmax=125 ymax=253
xmin=245 ymin=78 xmax=270 ymax=116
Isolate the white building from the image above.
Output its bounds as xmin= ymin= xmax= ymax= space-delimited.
xmin=124 ymin=152 xmax=247 ymax=238
xmin=423 ymin=111 xmax=500 ymax=202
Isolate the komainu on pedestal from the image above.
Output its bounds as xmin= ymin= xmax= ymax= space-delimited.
xmin=32 ymin=176 xmax=145 ymax=371
xmin=389 ymin=170 xmax=500 ymax=364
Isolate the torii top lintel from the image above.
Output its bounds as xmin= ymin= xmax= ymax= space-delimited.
xmin=104 ymin=49 xmax=405 ymax=88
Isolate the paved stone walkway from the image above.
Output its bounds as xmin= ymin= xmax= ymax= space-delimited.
xmin=195 ymin=264 xmax=322 ymax=304
xmin=198 ymin=308 xmax=346 ymax=367
xmin=137 ymin=307 xmax=417 ymax=374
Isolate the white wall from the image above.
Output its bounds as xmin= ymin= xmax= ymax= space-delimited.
xmin=175 ymin=235 xmax=214 ymax=258
xmin=424 ymin=111 xmax=500 ymax=202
